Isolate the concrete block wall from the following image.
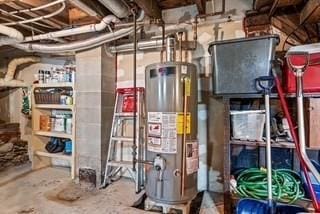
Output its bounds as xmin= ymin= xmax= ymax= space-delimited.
xmin=75 ymin=47 xmax=115 ymax=186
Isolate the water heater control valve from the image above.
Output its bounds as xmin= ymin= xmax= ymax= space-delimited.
xmin=154 ymin=155 xmax=166 ymax=171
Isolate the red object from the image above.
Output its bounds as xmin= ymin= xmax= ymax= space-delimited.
xmin=122 ymin=95 xmax=135 ymax=112
xmin=284 ymin=53 xmax=320 ymax=93
xmin=118 ymin=87 xmax=144 ymax=112
xmin=274 ymin=71 xmax=320 ymax=211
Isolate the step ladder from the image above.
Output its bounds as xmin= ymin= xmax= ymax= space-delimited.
xmin=102 ymin=87 xmax=145 ymax=193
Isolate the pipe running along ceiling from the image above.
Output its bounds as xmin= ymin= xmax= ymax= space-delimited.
xmin=0 ymin=0 xmax=142 ymax=53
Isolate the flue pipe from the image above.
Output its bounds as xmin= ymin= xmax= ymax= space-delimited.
xmin=166 ymin=35 xmax=176 ymax=62
xmin=97 ymin=0 xmax=130 ymax=18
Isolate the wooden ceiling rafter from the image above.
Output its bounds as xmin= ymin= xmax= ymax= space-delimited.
xmin=134 ymin=0 xmax=162 ymax=19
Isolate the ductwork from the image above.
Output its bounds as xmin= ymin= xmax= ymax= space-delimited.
xmin=97 ymin=0 xmax=130 ymax=18
xmin=5 ymin=57 xmax=40 ymax=81
xmin=0 ymin=24 xmax=24 ymax=44
xmin=109 ymin=38 xmax=164 ymax=53
xmin=13 ymin=27 xmax=139 ymax=53
xmin=11 ymin=10 xmax=145 ymax=53
xmin=24 ymin=15 xmax=120 ymax=42
xmin=0 ymin=56 xmax=40 ymax=87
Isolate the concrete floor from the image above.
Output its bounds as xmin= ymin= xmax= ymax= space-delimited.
xmin=0 ymin=164 xmax=221 ymax=214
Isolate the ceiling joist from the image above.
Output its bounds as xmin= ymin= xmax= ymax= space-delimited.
xmin=134 ymin=0 xmax=162 ymax=19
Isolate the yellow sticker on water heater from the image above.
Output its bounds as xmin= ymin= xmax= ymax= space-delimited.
xmin=184 ymin=78 xmax=191 ymax=96
xmin=177 ymin=113 xmax=191 ymax=134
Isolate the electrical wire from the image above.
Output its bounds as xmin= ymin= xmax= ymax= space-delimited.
xmin=236 ymin=168 xmax=304 ymax=204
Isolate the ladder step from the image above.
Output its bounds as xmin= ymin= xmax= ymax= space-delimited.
xmin=111 ymin=137 xmax=134 ymax=142
xmin=107 ymin=160 xmax=133 ymax=167
xmin=114 ymin=112 xmax=137 ymax=117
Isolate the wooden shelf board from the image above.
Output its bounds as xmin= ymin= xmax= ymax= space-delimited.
xmin=34 ymin=150 xmax=72 ymax=161
xmin=34 ymin=104 xmax=73 ymax=110
xmin=34 ymin=130 xmax=73 ymax=139
xmin=33 ymin=82 xmax=74 ymax=88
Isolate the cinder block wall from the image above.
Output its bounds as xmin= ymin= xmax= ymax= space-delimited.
xmin=75 ymin=47 xmax=115 ymax=186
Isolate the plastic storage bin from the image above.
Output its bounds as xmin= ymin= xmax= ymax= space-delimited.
xmin=208 ymin=35 xmax=279 ymax=95
xmin=284 ymin=43 xmax=320 ymax=93
xmin=231 ymin=110 xmax=265 ymax=141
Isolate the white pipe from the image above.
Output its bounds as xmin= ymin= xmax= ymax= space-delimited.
xmin=0 ymin=24 xmax=24 ymax=41
xmin=13 ymin=27 xmax=139 ymax=53
xmin=4 ymin=57 xmax=41 ymax=82
xmin=9 ymin=0 xmax=65 ymax=15
xmin=24 ymin=15 xmax=120 ymax=42
xmin=4 ymin=2 xmax=66 ymax=26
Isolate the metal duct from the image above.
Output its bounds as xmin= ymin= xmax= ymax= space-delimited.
xmin=97 ymin=0 xmax=130 ymax=18
xmin=109 ymin=38 xmax=164 ymax=53
xmin=166 ymin=35 xmax=176 ymax=62
xmin=13 ymin=26 xmax=139 ymax=53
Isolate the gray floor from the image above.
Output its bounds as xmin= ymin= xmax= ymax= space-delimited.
xmin=0 ymin=164 xmax=220 ymax=214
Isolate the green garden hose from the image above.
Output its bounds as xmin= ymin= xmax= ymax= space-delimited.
xmin=236 ymin=168 xmax=304 ymax=204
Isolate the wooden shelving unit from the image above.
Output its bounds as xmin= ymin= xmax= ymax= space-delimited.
xmin=31 ymin=83 xmax=76 ymax=179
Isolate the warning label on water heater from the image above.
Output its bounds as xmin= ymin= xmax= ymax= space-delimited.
xmin=147 ymin=112 xmax=178 ymax=154
xmin=186 ymin=140 xmax=199 ymax=175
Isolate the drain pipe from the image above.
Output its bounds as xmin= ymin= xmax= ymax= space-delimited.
xmin=23 ymin=15 xmax=120 ymax=42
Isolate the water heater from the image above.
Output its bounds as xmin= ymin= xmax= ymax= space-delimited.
xmin=145 ymin=35 xmax=198 ymax=205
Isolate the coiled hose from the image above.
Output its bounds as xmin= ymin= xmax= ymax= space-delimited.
xmin=236 ymin=168 xmax=304 ymax=204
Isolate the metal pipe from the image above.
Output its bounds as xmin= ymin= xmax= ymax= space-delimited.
xmin=178 ymin=32 xmax=183 ymax=62
xmin=132 ymin=10 xmax=137 ymax=176
xmin=160 ymin=22 xmax=165 ymax=63
xmin=265 ymin=93 xmax=272 ymax=203
xmin=166 ymin=35 xmax=176 ymax=62
xmin=97 ymin=0 xmax=130 ymax=18
xmin=296 ymin=69 xmax=320 ymax=183
xmin=13 ymin=26 xmax=139 ymax=53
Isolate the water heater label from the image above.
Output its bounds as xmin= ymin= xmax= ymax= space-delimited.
xmin=186 ymin=140 xmax=199 ymax=175
xmin=147 ymin=112 xmax=178 ymax=154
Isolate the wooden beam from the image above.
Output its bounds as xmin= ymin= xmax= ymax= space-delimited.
xmin=134 ymin=0 xmax=162 ymax=19
xmin=244 ymin=14 xmax=271 ymax=27
xmin=254 ymin=0 xmax=273 ymax=10
xmin=300 ymin=0 xmax=320 ymax=24
xmin=194 ymin=0 xmax=206 ymax=14
xmin=272 ymin=14 xmax=309 ymax=43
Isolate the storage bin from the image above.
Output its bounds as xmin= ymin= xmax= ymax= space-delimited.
xmin=283 ymin=44 xmax=320 ymax=93
xmin=230 ymin=110 xmax=265 ymax=141
xmin=208 ymin=35 xmax=279 ymax=95
xmin=34 ymin=89 xmax=61 ymax=104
